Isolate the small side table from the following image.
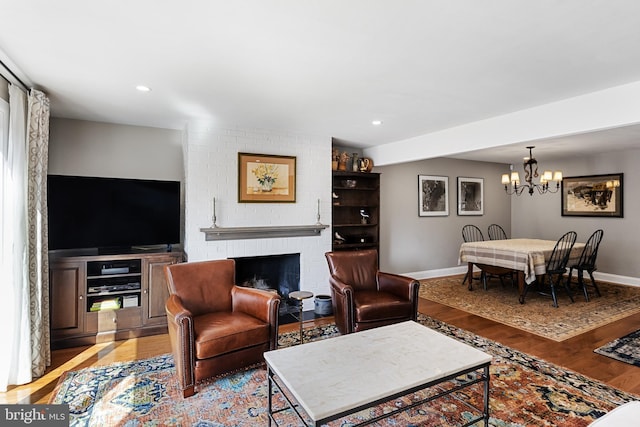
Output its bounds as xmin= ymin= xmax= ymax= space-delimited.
xmin=288 ymin=290 xmax=313 ymax=344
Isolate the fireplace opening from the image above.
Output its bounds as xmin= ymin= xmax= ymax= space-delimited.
xmin=232 ymin=253 xmax=301 ymax=318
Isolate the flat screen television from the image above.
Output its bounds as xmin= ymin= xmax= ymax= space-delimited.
xmin=47 ymin=175 xmax=181 ymax=253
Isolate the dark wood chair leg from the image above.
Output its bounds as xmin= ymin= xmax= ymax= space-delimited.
xmin=549 ymin=275 xmax=559 ymax=308
xmin=588 ymin=269 xmax=601 ymax=297
xmin=562 ymin=274 xmax=575 ymax=303
xmin=578 ymin=270 xmax=590 ymax=302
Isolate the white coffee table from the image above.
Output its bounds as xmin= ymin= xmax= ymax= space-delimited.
xmin=265 ymin=320 xmax=492 ymax=426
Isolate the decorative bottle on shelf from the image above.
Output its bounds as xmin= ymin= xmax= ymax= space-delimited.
xmin=351 ymin=153 xmax=359 ymax=171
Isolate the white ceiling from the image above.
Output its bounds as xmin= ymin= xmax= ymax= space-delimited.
xmin=2 ymin=0 xmax=640 ymax=163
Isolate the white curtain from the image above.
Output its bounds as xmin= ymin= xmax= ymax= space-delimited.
xmin=0 ymin=84 xmax=50 ymax=391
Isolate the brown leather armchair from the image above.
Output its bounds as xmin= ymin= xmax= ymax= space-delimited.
xmin=325 ymin=249 xmax=419 ymax=335
xmin=164 ymin=259 xmax=281 ymax=397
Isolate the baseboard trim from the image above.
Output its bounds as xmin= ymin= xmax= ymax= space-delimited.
xmin=406 ymin=266 xmax=640 ymax=288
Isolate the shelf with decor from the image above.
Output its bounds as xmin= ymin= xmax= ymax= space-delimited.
xmin=49 ymin=250 xmax=183 ymax=348
xmin=331 ymin=171 xmax=380 ymax=253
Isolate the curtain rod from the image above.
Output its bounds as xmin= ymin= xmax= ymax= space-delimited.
xmin=0 ymin=58 xmax=29 ymax=91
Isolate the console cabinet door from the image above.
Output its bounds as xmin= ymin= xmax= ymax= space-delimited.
xmin=143 ymin=253 xmax=182 ymax=326
xmin=50 ymin=260 xmax=85 ymax=338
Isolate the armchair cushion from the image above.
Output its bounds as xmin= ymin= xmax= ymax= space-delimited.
xmin=193 ymin=312 xmax=270 ymax=359
xmin=354 ymin=290 xmax=414 ymax=322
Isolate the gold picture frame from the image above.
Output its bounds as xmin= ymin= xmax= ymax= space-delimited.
xmin=238 ymin=152 xmax=296 ymax=203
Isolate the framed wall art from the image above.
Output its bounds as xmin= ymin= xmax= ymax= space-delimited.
xmin=561 ymin=173 xmax=623 ymax=217
xmin=457 ymin=177 xmax=484 ymax=216
xmin=418 ymin=175 xmax=449 ymax=216
xmin=238 ymin=152 xmax=296 ymax=203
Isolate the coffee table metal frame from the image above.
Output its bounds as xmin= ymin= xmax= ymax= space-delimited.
xmin=265 ymin=321 xmax=491 ymax=427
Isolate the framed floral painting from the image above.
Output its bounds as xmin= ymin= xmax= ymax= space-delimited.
xmin=238 ymin=153 xmax=296 ymax=203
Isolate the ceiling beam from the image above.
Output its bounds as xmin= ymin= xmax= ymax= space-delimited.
xmin=365 ymin=80 xmax=640 ymax=166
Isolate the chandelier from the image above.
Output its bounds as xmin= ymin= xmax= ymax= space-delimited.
xmin=501 ymin=146 xmax=563 ymax=196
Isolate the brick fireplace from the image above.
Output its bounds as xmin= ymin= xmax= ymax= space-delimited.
xmin=182 ymin=125 xmax=333 ymax=310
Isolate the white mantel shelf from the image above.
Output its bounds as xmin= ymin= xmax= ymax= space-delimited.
xmin=200 ymin=224 xmax=329 ymax=241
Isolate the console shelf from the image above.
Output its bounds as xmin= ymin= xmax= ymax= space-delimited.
xmin=49 ymin=250 xmax=183 ymax=348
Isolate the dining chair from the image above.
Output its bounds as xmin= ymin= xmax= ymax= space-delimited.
xmin=523 ymin=231 xmax=577 ymax=307
xmin=486 ymin=224 xmax=514 ymax=287
xmin=488 ymin=224 xmax=508 ymax=240
xmin=461 ymin=225 xmax=487 ymax=289
xmin=568 ymin=229 xmax=604 ymax=302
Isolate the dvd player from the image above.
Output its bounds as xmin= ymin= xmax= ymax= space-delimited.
xmin=87 ymin=259 xmax=141 ymax=276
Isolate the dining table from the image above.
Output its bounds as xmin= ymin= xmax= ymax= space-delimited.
xmin=459 ymin=238 xmax=585 ymax=304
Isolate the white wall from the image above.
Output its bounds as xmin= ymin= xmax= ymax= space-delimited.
xmin=49 ymin=118 xmax=183 ymax=181
xmin=375 ymin=158 xmax=511 ymax=276
xmin=183 ymin=126 xmax=333 ymax=309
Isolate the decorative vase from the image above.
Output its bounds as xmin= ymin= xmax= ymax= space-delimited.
xmin=351 ymin=153 xmax=359 ymax=171
xmin=260 ymin=181 xmax=274 ymax=192
xmin=332 ymin=160 xmax=338 ymax=170
xmin=359 ymin=158 xmax=373 ymax=172
xmin=338 ymin=161 xmax=347 ymax=171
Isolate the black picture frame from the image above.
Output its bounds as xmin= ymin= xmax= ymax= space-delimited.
xmin=561 ymin=173 xmax=623 ymax=217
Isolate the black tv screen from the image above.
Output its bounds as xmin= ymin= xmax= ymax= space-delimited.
xmin=47 ymin=175 xmax=180 ymax=252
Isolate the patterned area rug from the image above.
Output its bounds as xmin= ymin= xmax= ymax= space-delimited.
xmin=50 ymin=315 xmax=638 ymax=426
xmin=419 ymin=276 xmax=640 ymax=341
xmin=594 ymin=329 xmax=640 ymax=367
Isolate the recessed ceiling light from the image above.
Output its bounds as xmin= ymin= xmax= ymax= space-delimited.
xmin=136 ymin=85 xmax=151 ymax=92
xmin=372 ymin=120 xmax=383 ymax=126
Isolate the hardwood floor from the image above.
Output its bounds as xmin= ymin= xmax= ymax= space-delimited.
xmin=2 ymin=296 xmax=639 ymax=404
xmin=419 ymin=298 xmax=640 ymax=396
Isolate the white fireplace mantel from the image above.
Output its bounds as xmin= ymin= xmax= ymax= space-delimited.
xmin=200 ymin=224 xmax=329 ymax=241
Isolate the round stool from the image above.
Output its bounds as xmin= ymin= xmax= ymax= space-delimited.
xmin=288 ymin=291 xmax=313 ymax=344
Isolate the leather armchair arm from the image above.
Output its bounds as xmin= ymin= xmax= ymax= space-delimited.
xmin=329 ymin=275 xmax=355 ymax=334
xmin=377 ymin=271 xmax=420 ymax=301
xmin=329 ymin=275 xmax=354 ymax=296
xmin=378 ymin=272 xmax=420 ymax=322
xmin=232 ymin=286 xmax=281 ymax=349
xmin=166 ymin=293 xmax=193 ymax=321
xmin=165 ymin=294 xmax=196 ymax=397
xmin=232 ymin=286 xmax=280 ymax=323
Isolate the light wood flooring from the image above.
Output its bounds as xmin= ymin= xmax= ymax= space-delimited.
xmin=2 ymin=293 xmax=640 ymax=404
